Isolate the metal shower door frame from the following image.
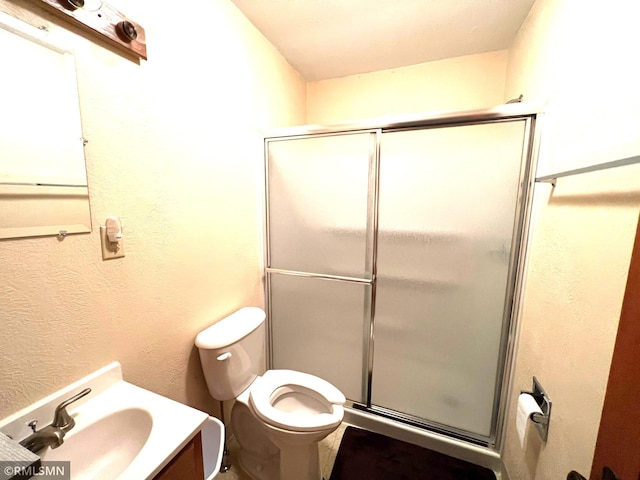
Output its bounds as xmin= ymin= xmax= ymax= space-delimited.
xmin=262 ymin=105 xmax=541 ymax=450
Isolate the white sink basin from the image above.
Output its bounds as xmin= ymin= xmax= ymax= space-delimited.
xmin=0 ymin=363 xmax=224 ymax=480
xmin=45 ymin=408 xmax=153 ymax=479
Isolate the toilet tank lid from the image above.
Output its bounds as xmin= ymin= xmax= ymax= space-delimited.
xmin=195 ymin=307 xmax=266 ymax=350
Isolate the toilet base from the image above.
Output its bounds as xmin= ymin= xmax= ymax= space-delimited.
xmin=261 ymin=421 xmax=340 ymax=480
xmin=231 ymin=400 xmax=280 ymax=480
xmin=236 ymin=449 xmax=279 ymax=480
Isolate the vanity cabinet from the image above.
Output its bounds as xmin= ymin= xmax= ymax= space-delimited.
xmin=154 ymin=431 xmax=204 ymax=480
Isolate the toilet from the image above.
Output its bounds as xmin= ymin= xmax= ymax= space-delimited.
xmin=196 ymin=307 xmax=345 ymax=480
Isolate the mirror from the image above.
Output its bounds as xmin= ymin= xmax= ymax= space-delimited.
xmin=0 ymin=11 xmax=91 ymax=239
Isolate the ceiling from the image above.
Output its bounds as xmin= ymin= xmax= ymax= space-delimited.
xmin=230 ymin=0 xmax=536 ymax=81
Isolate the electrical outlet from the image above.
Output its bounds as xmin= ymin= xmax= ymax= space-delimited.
xmin=100 ymin=225 xmax=125 ymax=260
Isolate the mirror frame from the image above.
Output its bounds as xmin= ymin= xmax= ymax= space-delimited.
xmin=0 ymin=11 xmax=91 ymax=240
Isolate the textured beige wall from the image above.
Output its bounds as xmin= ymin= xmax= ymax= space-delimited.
xmin=502 ymin=0 xmax=640 ymax=478
xmin=0 ymin=0 xmax=305 ymax=419
xmin=306 ymin=50 xmax=508 ymax=124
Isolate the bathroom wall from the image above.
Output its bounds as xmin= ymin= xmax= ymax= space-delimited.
xmin=306 ymin=50 xmax=508 ymax=124
xmin=502 ymin=0 xmax=640 ymax=478
xmin=0 ymin=0 xmax=305 ymax=419
xmin=4 ymin=3 xmax=639 ymax=477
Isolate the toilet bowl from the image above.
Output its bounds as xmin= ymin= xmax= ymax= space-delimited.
xmin=230 ymin=389 xmax=279 ymax=480
xmin=196 ymin=307 xmax=346 ymax=480
xmin=250 ymin=369 xmax=344 ymax=431
xmin=249 ymin=370 xmax=345 ymax=480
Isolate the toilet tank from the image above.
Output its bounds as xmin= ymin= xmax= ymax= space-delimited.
xmin=195 ymin=307 xmax=266 ymax=401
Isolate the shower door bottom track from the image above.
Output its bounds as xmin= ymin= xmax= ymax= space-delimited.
xmin=352 ymin=403 xmax=492 ymax=448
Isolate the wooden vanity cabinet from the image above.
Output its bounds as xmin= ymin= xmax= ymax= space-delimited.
xmin=154 ymin=431 xmax=204 ymax=480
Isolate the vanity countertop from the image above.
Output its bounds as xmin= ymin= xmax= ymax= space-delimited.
xmin=0 ymin=362 xmax=219 ymax=480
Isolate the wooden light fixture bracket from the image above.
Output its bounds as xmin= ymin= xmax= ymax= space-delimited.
xmin=35 ymin=0 xmax=147 ymax=60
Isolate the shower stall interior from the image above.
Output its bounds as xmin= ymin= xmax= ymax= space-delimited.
xmin=263 ymin=107 xmax=539 ymax=449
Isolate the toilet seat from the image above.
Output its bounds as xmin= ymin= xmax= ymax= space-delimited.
xmin=249 ymin=369 xmax=345 ymax=432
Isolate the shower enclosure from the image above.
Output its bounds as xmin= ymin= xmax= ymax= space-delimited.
xmin=263 ymin=107 xmax=539 ymax=448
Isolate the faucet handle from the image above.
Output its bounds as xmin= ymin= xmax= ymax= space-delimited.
xmin=52 ymin=388 xmax=91 ymax=433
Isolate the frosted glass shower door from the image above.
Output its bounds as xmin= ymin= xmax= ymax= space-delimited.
xmin=269 ymin=274 xmax=371 ymax=402
xmin=372 ymin=121 xmax=527 ymax=438
xmin=267 ymin=133 xmax=375 ymax=278
xmin=266 ymin=132 xmax=376 ymax=403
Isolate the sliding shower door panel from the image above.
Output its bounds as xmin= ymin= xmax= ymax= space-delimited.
xmin=269 ymin=274 xmax=369 ymax=403
xmin=266 ymin=132 xmax=378 ymax=404
xmin=267 ymin=133 xmax=375 ymax=278
xmin=372 ymin=121 xmax=527 ymax=438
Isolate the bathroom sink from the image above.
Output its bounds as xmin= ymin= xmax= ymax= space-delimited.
xmin=45 ymin=408 xmax=153 ymax=479
xmin=0 ymin=363 xmax=224 ymax=480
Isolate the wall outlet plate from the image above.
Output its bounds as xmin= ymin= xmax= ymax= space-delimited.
xmin=100 ymin=225 xmax=125 ymax=260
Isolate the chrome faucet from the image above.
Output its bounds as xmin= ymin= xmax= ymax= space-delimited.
xmin=20 ymin=388 xmax=91 ymax=455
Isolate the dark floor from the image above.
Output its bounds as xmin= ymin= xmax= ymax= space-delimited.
xmin=217 ymin=423 xmax=501 ymax=479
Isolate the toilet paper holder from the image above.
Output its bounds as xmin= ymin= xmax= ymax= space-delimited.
xmin=521 ymin=376 xmax=552 ymax=441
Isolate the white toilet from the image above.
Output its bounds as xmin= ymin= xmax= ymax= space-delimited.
xmin=196 ymin=307 xmax=345 ymax=480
